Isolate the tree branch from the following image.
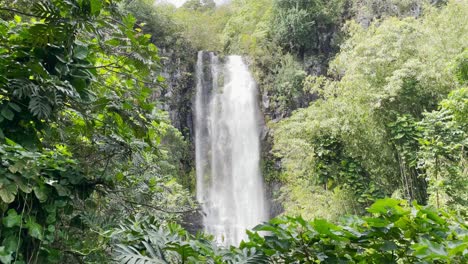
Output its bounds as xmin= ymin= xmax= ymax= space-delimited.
xmin=0 ymin=7 xmax=37 ymax=18
xmin=77 ymin=63 xmax=122 ymax=70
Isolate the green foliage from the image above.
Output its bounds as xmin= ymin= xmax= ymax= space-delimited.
xmin=113 ymin=216 xmax=222 ymax=263
xmin=222 ymin=0 xmax=273 ymax=55
xmin=123 ymin=0 xmax=201 ymax=191
xmin=270 ymin=0 xmax=345 ymax=56
xmin=182 ymin=0 xmax=216 ymax=11
xmin=0 ymin=140 xmax=85 ymax=262
xmin=114 ymin=199 xmax=468 ymax=263
xmin=418 ymin=88 xmax=467 ymax=214
xmin=273 ymin=0 xmax=468 ymax=219
xmin=453 ymin=50 xmax=468 ymax=86
xmin=269 ymin=54 xmax=307 ymax=114
xmin=350 ymin=0 xmax=444 ymax=27
xmin=388 ymin=114 xmax=428 ymax=204
xmin=221 ymin=0 xmax=345 ymax=119
xmin=0 ymin=0 xmax=196 ymax=262
xmin=1 ymin=0 xmax=467 ymax=263
xmin=168 ymin=0 xmax=232 ymax=51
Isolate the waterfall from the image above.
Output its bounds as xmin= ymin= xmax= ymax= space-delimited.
xmin=194 ymin=51 xmax=268 ymax=246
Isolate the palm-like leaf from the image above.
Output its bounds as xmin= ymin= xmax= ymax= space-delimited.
xmin=223 ymin=248 xmax=269 ymax=264
xmin=114 ymin=244 xmax=167 ymax=264
xmin=31 ymin=1 xmax=62 ymax=20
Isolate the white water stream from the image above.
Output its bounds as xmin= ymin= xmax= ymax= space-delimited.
xmin=194 ymin=51 xmax=268 ymax=246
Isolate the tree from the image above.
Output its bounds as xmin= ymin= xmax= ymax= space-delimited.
xmin=182 ymin=0 xmax=216 ymax=11
xmin=270 ymin=0 xmax=346 ymax=57
xmin=273 ymin=0 xmax=468 ymax=219
xmin=0 ymin=0 xmax=194 ymax=262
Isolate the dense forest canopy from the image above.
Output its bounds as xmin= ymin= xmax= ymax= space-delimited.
xmin=0 ymin=0 xmax=466 ymax=263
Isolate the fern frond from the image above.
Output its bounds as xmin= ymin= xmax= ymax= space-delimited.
xmin=29 ymin=96 xmax=52 ymax=119
xmin=114 ymin=244 xmax=167 ymax=264
xmin=32 ymin=1 xmax=61 ymax=21
xmin=10 ymin=80 xmax=39 ymax=99
xmin=56 ymin=83 xmax=80 ymax=99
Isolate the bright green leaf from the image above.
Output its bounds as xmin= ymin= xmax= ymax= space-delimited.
xmin=0 ymin=182 xmax=17 ymax=204
xmin=26 ymin=218 xmax=43 ymax=240
xmin=33 ymin=185 xmax=48 ymax=202
xmin=0 ymin=246 xmax=13 ymax=264
xmin=2 ymin=209 xmax=22 ymax=228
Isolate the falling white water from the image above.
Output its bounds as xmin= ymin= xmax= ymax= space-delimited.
xmin=194 ymin=51 xmax=268 ymax=246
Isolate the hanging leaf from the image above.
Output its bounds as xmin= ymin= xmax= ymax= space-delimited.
xmin=28 ymin=96 xmax=52 ymax=119
xmin=0 ymin=246 xmax=13 ymax=264
xmin=26 ymin=218 xmax=44 ymax=240
xmin=33 ymin=185 xmax=48 ymax=202
xmin=2 ymin=209 xmax=22 ymax=228
xmin=1 ymin=107 xmax=14 ymax=121
xmin=0 ymin=180 xmax=17 ymax=204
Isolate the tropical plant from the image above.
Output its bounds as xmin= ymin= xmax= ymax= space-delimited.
xmin=113 ymin=199 xmax=468 ymax=263
xmin=0 ymin=0 xmax=194 ymax=262
xmin=272 ymin=0 xmax=467 ymax=219
xmin=418 ymin=87 xmax=467 ymax=214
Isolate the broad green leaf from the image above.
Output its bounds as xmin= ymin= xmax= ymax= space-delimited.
xmin=12 ymin=176 xmax=33 ymax=194
xmin=73 ymin=45 xmax=88 ymax=60
xmin=52 ymin=183 xmax=70 ymax=197
xmin=90 ymin=0 xmax=103 ymax=15
xmin=0 ymin=182 xmax=17 ymax=204
xmin=2 ymin=209 xmax=22 ymax=228
xmin=47 ymin=225 xmax=56 ymax=232
xmin=5 ymin=138 xmax=17 ymax=146
xmin=447 ymin=241 xmax=468 ymax=256
xmin=8 ymin=163 xmax=21 ymax=174
xmin=105 ymin=38 xmax=120 ymax=47
xmin=8 ymin=103 xmax=21 ymax=112
xmin=364 ymin=217 xmax=390 ymax=228
xmin=123 ymin=14 xmax=137 ymax=29
xmin=367 ymin=198 xmax=403 ymax=214
xmin=413 ymin=239 xmax=448 ymax=260
xmin=2 ymin=234 xmax=19 ymax=253
xmin=380 ymin=240 xmax=398 ymax=251
xmin=26 ymin=218 xmax=43 ymax=240
xmin=13 ymin=15 xmax=21 ymax=23
xmin=45 ymin=248 xmax=61 ymax=263
xmin=0 ymin=246 xmax=13 ymax=264
xmin=1 ymin=107 xmax=14 ymax=121
xmin=33 ymin=185 xmax=48 ymax=202
xmin=419 ymin=208 xmax=445 ymax=225
xmin=116 ymin=172 xmax=124 ymax=182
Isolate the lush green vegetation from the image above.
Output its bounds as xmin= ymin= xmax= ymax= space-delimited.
xmin=0 ymin=0 xmax=193 ymax=262
xmin=114 ymin=199 xmax=467 ymax=263
xmin=273 ymin=0 xmax=467 ymax=220
xmin=0 ymin=0 xmax=466 ymax=263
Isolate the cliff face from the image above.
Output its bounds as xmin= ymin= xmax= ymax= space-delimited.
xmin=159 ymin=48 xmax=197 ymax=143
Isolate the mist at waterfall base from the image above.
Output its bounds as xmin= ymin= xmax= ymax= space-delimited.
xmin=194 ymin=51 xmax=268 ymax=246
